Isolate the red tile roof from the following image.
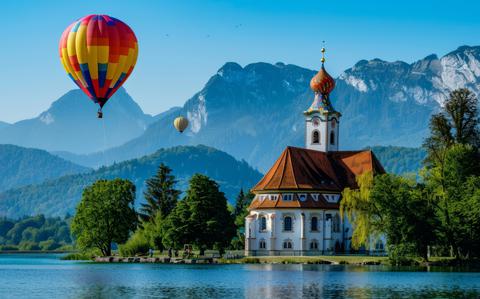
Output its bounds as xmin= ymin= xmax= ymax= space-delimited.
xmin=249 ymin=147 xmax=385 ymax=210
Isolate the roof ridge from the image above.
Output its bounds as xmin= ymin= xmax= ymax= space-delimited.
xmin=278 ymin=148 xmax=290 ymax=189
xmin=288 ymin=148 xmax=300 ymax=189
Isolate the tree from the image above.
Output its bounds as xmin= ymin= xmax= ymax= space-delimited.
xmin=231 ymin=189 xmax=254 ymax=249
xmin=370 ymin=175 xmax=436 ymax=261
xmin=340 ymin=171 xmax=378 ymax=249
xmin=139 ymin=164 xmax=180 ymax=223
xmin=341 ymin=172 xmax=436 ymax=261
xmin=424 ymin=88 xmax=479 ymax=165
xmin=71 ymin=179 xmax=137 ymax=256
xmin=162 ymin=174 xmax=235 ymax=255
xmin=424 ymin=144 xmax=480 ymax=258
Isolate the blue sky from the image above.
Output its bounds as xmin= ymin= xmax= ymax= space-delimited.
xmin=1 ymin=0 xmax=479 ymax=122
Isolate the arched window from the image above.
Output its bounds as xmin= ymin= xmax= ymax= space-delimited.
xmin=260 ymin=216 xmax=267 ymax=231
xmin=284 ymin=216 xmax=292 ymax=231
xmin=312 ymin=130 xmax=320 ymax=144
xmin=330 ymin=131 xmax=335 ymax=145
xmin=283 ymin=240 xmax=293 ymax=249
xmin=310 ymin=240 xmax=319 ymax=250
xmin=311 ymin=216 xmax=318 ymax=231
xmin=259 ymin=239 xmax=266 ymax=249
xmin=332 ymin=214 xmax=340 ymax=233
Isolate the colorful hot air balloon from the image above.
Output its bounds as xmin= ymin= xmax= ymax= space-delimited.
xmin=59 ymin=15 xmax=138 ymax=118
xmin=174 ymin=116 xmax=189 ymax=133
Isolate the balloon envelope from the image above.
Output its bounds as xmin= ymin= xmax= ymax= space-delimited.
xmin=174 ymin=116 xmax=189 ymax=133
xmin=59 ymin=15 xmax=138 ymax=108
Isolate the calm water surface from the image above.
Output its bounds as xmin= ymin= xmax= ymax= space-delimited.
xmin=0 ymin=254 xmax=479 ymax=298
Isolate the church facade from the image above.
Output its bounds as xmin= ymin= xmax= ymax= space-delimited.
xmin=245 ymin=49 xmax=385 ymax=256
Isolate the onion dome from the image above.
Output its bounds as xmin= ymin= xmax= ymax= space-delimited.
xmin=310 ymin=48 xmax=335 ymax=95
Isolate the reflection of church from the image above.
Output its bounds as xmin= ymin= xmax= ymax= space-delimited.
xmin=245 ymin=49 xmax=385 ymax=256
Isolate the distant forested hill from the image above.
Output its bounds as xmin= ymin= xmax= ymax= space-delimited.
xmin=0 ymin=144 xmax=89 ymax=192
xmin=0 ymin=215 xmax=71 ymax=251
xmin=370 ymin=146 xmax=427 ymax=175
xmin=0 ymin=145 xmax=262 ymax=218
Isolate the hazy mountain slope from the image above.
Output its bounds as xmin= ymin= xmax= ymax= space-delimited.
xmin=0 ymin=145 xmax=262 ymax=218
xmin=0 ymin=88 xmax=153 ymax=154
xmin=369 ymin=146 xmax=427 ymax=175
xmin=0 ymin=121 xmax=9 ymax=130
xmin=60 ymin=46 xmax=480 ymax=171
xmin=0 ymin=144 xmax=89 ymax=192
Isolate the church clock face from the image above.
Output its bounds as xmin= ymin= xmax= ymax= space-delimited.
xmin=312 ymin=118 xmax=320 ymax=126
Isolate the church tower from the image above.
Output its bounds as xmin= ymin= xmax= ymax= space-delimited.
xmin=304 ymin=47 xmax=341 ymax=152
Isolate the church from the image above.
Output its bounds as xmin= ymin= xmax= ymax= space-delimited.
xmin=245 ymin=49 xmax=385 ymax=256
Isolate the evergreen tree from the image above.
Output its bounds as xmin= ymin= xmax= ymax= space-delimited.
xmin=231 ymin=189 xmax=254 ymax=249
xmin=139 ymin=164 xmax=180 ymax=223
xmin=162 ymin=174 xmax=235 ymax=255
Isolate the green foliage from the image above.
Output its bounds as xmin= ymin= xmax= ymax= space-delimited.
xmin=342 ymin=172 xmax=436 ymax=260
xmin=0 ymin=145 xmax=262 ymax=218
xmin=0 ymin=215 xmax=71 ymax=251
xmin=119 ymin=229 xmax=151 ymax=257
xmin=162 ymin=174 xmax=235 ymax=255
xmin=423 ymin=88 xmax=479 ymax=165
xmin=71 ymin=179 xmax=138 ymax=256
xmin=340 ymin=172 xmax=375 ymax=249
xmin=139 ymin=163 xmax=180 ymax=223
xmin=231 ymin=189 xmax=254 ymax=249
xmin=370 ymin=174 xmax=436 ymax=261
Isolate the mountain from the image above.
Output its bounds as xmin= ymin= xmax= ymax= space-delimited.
xmin=0 ymin=145 xmax=262 ymax=218
xmin=0 ymin=121 xmax=9 ymax=130
xmin=60 ymin=46 xmax=480 ymax=171
xmin=0 ymin=144 xmax=89 ymax=192
xmin=369 ymin=146 xmax=426 ymax=175
xmin=0 ymin=88 xmax=154 ymax=154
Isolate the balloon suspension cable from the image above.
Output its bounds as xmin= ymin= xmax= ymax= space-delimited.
xmin=101 ymin=115 xmax=108 ymax=168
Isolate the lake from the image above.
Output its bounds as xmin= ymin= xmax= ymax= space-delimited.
xmin=0 ymin=254 xmax=479 ymax=298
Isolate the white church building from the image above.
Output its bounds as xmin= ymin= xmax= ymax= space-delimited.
xmin=245 ymin=49 xmax=385 ymax=256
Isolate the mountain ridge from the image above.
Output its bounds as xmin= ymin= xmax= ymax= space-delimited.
xmin=0 ymin=144 xmax=89 ymax=192
xmin=0 ymin=145 xmax=262 ymax=218
xmin=0 ymin=88 xmax=154 ymax=154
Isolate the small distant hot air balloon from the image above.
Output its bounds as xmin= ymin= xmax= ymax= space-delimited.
xmin=174 ymin=116 xmax=189 ymax=133
xmin=59 ymin=15 xmax=138 ymax=118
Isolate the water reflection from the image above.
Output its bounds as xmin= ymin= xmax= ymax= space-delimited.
xmin=0 ymin=254 xmax=479 ymax=299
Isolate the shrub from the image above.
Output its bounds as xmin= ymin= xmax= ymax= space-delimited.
xmin=119 ymin=230 xmax=151 ymax=257
xmin=388 ymin=243 xmax=419 ymax=266
xmin=39 ymin=239 xmax=60 ymax=251
xmin=18 ymin=241 xmax=40 ymax=251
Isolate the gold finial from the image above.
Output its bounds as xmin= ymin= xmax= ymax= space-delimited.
xmin=321 ymin=41 xmax=326 ymax=64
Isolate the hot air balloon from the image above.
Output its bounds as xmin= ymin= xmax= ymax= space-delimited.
xmin=174 ymin=116 xmax=189 ymax=133
xmin=59 ymin=15 xmax=138 ymax=118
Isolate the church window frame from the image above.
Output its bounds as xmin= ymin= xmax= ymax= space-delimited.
xmin=283 ymin=239 xmax=293 ymax=249
xmin=332 ymin=214 xmax=341 ymax=233
xmin=312 ymin=130 xmax=320 ymax=144
xmin=310 ymin=216 xmax=319 ymax=232
xmin=259 ymin=215 xmax=267 ymax=232
xmin=259 ymin=239 xmax=267 ymax=249
xmin=310 ymin=239 xmax=319 ymax=250
xmin=330 ymin=130 xmax=335 ymax=145
xmin=298 ymin=193 xmax=307 ymax=202
xmin=283 ymin=215 xmax=293 ymax=232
